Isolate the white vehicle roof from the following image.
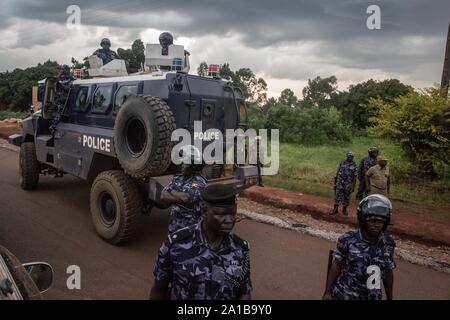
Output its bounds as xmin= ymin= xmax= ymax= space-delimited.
xmin=72 ymin=71 xmax=172 ymax=85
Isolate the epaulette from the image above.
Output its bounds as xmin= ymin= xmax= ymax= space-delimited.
xmin=168 ymin=227 xmax=193 ymax=244
xmin=231 ymin=234 xmax=250 ymax=251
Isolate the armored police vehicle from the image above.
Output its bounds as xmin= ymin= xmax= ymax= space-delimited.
xmin=9 ymin=40 xmax=259 ymax=245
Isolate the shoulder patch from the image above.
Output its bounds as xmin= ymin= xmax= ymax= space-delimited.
xmin=232 ymin=234 xmax=250 ymax=251
xmin=168 ymin=227 xmax=193 ymax=244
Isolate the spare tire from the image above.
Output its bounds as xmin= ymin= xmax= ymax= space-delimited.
xmin=114 ymin=96 xmax=175 ymax=178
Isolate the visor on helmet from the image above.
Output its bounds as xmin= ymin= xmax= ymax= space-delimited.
xmin=361 ymin=197 xmax=391 ymax=219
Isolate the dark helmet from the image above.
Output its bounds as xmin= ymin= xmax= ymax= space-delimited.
xmin=159 ymin=32 xmax=173 ymax=47
xmin=179 ymin=145 xmax=204 ymax=172
xmin=60 ymin=64 xmax=70 ymax=71
xmin=357 ymin=194 xmax=392 ymax=231
xmin=368 ymin=146 xmax=379 ymax=156
xmin=100 ymin=38 xmax=111 ymax=47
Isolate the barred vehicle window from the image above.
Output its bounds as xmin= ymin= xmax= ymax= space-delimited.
xmin=92 ymin=86 xmax=112 ymax=113
xmin=74 ymin=86 xmax=90 ymax=112
xmin=114 ymin=85 xmax=138 ymax=111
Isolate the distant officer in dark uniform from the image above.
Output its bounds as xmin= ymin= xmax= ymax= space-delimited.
xmin=57 ymin=65 xmax=75 ymax=92
xmin=331 ymin=151 xmax=358 ymax=216
xmin=323 ymin=194 xmax=395 ymax=300
xmin=150 ymin=184 xmax=252 ymax=300
xmin=93 ymin=38 xmax=120 ymax=65
xmin=356 ymin=147 xmax=379 ymax=200
xmin=159 ymin=145 xmax=207 ymax=233
xmin=158 ymin=32 xmax=190 ymax=57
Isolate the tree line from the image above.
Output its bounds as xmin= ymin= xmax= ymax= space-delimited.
xmin=0 ymin=40 xmax=448 ymax=177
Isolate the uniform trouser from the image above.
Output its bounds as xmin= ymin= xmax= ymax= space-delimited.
xmin=368 ymin=185 xmax=388 ymax=196
xmin=334 ymin=188 xmax=352 ymax=206
xmin=356 ymin=178 xmax=366 ymax=200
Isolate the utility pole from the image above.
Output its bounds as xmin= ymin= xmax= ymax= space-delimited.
xmin=440 ymin=21 xmax=450 ymax=99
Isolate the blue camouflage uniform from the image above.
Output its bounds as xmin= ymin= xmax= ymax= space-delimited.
xmin=93 ymin=48 xmax=120 ymax=65
xmin=332 ymin=229 xmax=396 ymax=300
xmin=58 ymin=73 xmax=75 ymax=87
xmin=356 ymin=156 xmax=378 ymax=199
xmin=163 ymin=174 xmax=207 ymax=233
xmin=334 ymin=160 xmax=358 ymax=207
xmin=153 ymin=221 xmax=252 ymax=300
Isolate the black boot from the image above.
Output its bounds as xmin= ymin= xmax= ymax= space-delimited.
xmin=330 ymin=205 xmax=339 ymax=215
xmin=342 ymin=206 xmax=348 ymax=216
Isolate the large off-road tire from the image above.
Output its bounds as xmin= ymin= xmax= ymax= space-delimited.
xmin=113 ymin=95 xmax=175 ymax=178
xmin=19 ymin=142 xmax=40 ymax=190
xmin=90 ymin=170 xmax=143 ymax=245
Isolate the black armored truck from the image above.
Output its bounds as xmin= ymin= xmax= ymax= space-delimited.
xmin=9 ymin=40 xmax=259 ymax=245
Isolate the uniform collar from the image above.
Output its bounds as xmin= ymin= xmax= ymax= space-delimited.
xmin=195 ymin=220 xmax=233 ymax=253
xmin=358 ymin=229 xmax=384 ymax=245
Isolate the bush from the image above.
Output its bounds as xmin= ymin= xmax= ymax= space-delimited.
xmin=0 ymin=110 xmax=28 ymax=121
xmin=369 ymin=87 xmax=450 ymax=178
xmin=249 ymin=104 xmax=352 ymax=145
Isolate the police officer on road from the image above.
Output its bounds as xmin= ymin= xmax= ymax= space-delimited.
xmin=331 ymin=151 xmax=358 ymax=216
xmin=150 ymin=184 xmax=252 ymax=300
xmin=323 ymin=194 xmax=396 ymax=300
xmin=93 ymin=38 xmax=120 ymax=65
xmin=159 ymin=145 xmax=207 ymax=233
xmin=356 ymin=147 xmax=379 ymax=200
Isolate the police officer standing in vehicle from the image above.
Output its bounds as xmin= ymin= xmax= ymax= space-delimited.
xmin=323 ymin=194 xmax=395 ymax=300
xmin=331 ymin=151 xmax=358 ymax=216
xmin=57 ymin=65 xmax=75 ymax=92
xmin=93 ymin=38 xmax=120 ymax=65
xmin=356 ymin=147 xmax=379 ymax=200
xmin=158 ymin=32 xmax=190 ymax=57
xmin=150 ymin=184 xmax=252 ymax=300
xmin=159 ymin=145 xmax=207 ymax=234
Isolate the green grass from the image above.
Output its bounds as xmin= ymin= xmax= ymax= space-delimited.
xmin=0 ymin=110 xmax=28 ymax=121
xmin=262 ymin=137 xmax=450 ymax=218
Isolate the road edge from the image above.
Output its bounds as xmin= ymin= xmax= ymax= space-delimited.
xmin=238 ymin=208 xmax=450 ymax=275
xmin=2 ymin=142 xmax=448 ymax=275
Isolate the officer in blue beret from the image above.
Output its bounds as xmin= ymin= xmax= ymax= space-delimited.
xmin=150 ymin=184 xmax=252 ymax=300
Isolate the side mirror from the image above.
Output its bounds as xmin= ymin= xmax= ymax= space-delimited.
xmin=42 ymin=77 xmax=58 ymax=120
xmin=23 ymin=262 xmax=53 ymax=293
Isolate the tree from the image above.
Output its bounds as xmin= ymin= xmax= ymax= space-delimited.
xmin=278 ymin=88 xmax=297 ymax=107
xmin=197 ymin=61 xmax=208 ymax=77
xmin=117 ymin=39 xmax=146 ymax=73
xmin=0 ymin=60 xmax=60 ymax=111
xmin=219 ymin=63 xmax=234 ymax=80
xmin=302 ymin=76 xmax=338 ymax=108
xmin=131 ymin=39 xmax=145 ymax=69
xmin=335 ymin=78 xmax=412 ymax=129
xmin=369 ymin=87 xmax=450 ymax=178
xmin=233 ymin=68 xmax=267 ymax=105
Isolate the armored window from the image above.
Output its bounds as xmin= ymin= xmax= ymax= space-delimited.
xmin=114 ymin=85 xmax=138 ymax=111
xmin=73 ymin=86 xmax=90 ymax=112
xmin=92 ymin=85 xmax=112 ymax=113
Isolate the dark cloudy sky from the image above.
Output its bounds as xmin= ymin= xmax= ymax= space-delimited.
xmin=0 ymin=0 xmax=449 ymax=97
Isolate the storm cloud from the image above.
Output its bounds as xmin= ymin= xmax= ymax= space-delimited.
xmin=0 ymin=0 xmax=448 ymax=96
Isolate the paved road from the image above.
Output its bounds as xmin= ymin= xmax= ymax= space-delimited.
xmin=0 ymin=147 xmax=449 ymax=299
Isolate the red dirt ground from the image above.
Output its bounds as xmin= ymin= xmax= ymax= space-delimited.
xmin=2 ymin=124 xmax=448 ymax=247
xmin=243 ymin=186 xmax=450 ymax=247
xmin=0 ymin=122 xmax=21 ymax=139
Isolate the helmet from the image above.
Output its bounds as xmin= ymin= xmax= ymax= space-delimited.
xmin=60 ymin=64 xmax=70 ymax=71
xmin=179 ymin=145 xmax=204 ymax=172
xmin=368 ymin=146 xmax=379 ymax=155
xmin=357 ymin=194 xmax=392 ymax=231
xmin=100 ymin=38 xmax=111 ymax=46
xmin=159 ymin=32 xmax=173 ymax=47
